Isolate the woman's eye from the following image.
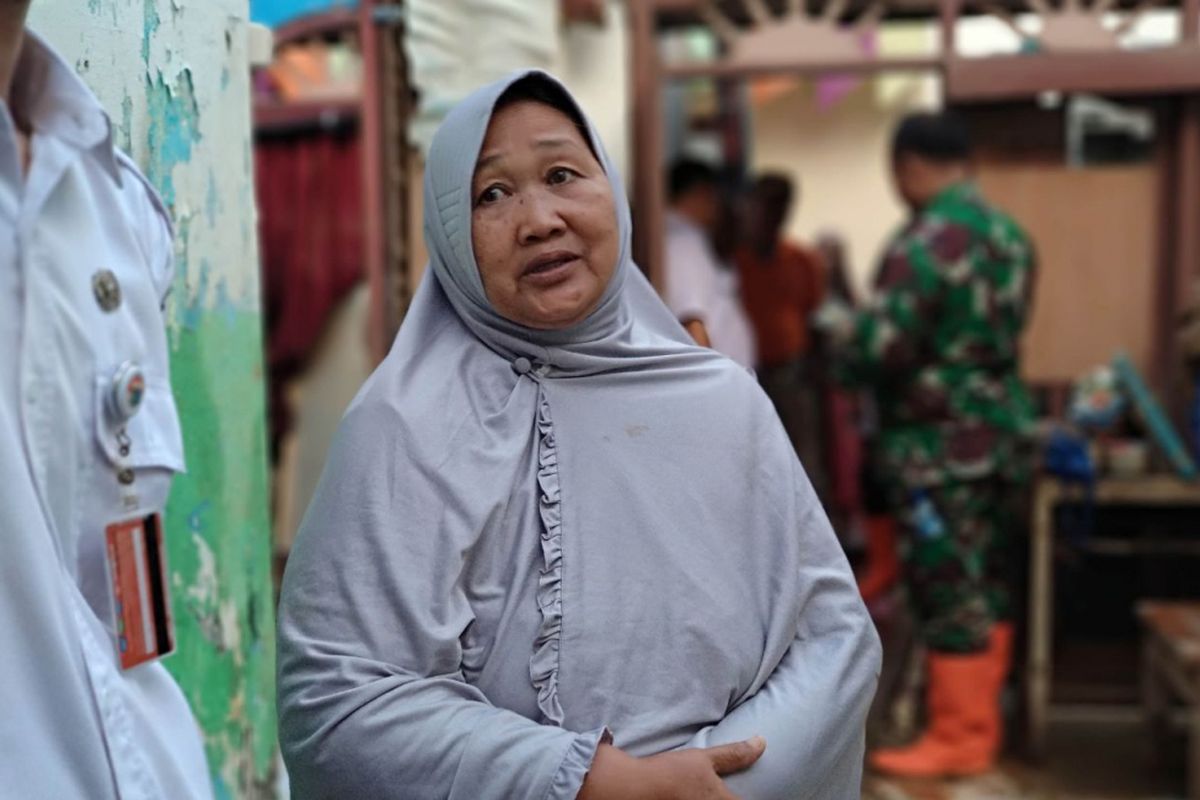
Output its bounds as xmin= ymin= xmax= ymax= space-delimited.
xmin=548 ymin=167 xmax=575 ymax=186
xmin=477 ymin=185 xmax=506 ymax=206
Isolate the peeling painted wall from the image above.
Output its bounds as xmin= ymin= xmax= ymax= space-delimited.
xmin=29 ymin=2 xmax=276 ymax=798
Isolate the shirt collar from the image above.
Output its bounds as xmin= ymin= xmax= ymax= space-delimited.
xmin=10 ymin=29 xmax=122 ymax=186
xmin=925 ymin=181 xmax=976 ymax=214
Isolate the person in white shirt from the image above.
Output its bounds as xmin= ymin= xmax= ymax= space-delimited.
xmin=663 ymin=158 xmax=756 ymax=369
xmin=0 ymin=4 xmax=212 ymax=798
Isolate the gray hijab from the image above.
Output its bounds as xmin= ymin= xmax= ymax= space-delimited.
xmin=278 ymin=70 xmax=878 ymax=800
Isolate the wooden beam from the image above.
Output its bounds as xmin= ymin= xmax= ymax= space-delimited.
xmin=940 ymin=0 xmax=960 ymax=57
xmin=377 ymin=1 xmax=412 ymax=343
xmin=1154 ymin=103 xmax=1177 ymax=400
xmin=1169 ymin=97 xmax=1200 ymax=420
xmin=1177 ymin=98 xmax=1200 ymax=304
xmin=1184 ymin=0 xmax=1200 ymax=42
xmin=946 ymin=48 xmax=1200 ymax=102
xmin=629 ymin=0 xmax=667 ymax=290
xmin=252 ymin=98 xmax=360 ymax=136
xmin=273 ymin=8 xmax=359 ymax=48
xmin=650 ymin=0 xmax=1101 ymax=26
xmin=663 ymin=55 xmax=942 ymax=79
xmin=359 ymin=0 xmax=389 ymax=362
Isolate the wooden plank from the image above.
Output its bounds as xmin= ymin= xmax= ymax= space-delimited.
xmin=1157 ymin=104 xmax=1179 ymax=401
xmin=630 ymin=0 xmax=667 ymax=288
xmin=377 ymin=1 xmax=412 ymax=343
xmin=940 ymin=0 xmax=960 ymax=57
xmin=1191 ymin=701 xmax=1200 ymax=800
xmin=976 ymin=165 xmax=1158 ymax=384
xmin=1092 ymin=475 xmax=1200 ymax=504
xmin=1139 ymin=602 xmax=1200 ymax=668
xmin=1174 ymin=97 xmax=1200 ymax=423
xmin=359 ymin=0 xmax=389 ymax=362
xmin=651 ymin=0 xmax=1189 ymax=25
xmin=1043 ymin=475 xmax=1200 ymax=505
xmin=252 ymin=98 xmax=360 ymax=135
xmin=663 ymin=55 xmax=941 ymax=79
xmin=1027 ymin=476 xmax=1057 ymax=759
xmin=1143 ymin=633 xmax=1173 ymax=766
xmin=947 ymin=49 xmax=1200 ymax=102
xmin=273 ymin=7 xmax=359 ymax=47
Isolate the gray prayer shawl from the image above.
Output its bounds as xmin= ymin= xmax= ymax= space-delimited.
xmin=277 ymin=71 xmax=880 ymax=800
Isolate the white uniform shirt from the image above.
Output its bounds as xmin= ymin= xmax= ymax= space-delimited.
xmin=663 ymin=210 xmax=757 ymax=369
xmin=0 ymin=31 xmax=212 ymax=800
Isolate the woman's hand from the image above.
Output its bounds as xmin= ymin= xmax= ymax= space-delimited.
xmin=577 ymin=736 xmax=766 ymax=800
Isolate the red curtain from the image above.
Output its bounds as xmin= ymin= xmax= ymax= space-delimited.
xmin=255 ymin=130 xmax=364 ymax=457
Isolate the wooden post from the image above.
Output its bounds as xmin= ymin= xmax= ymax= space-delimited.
xmin=629 ymin=0 xmax=666 ymax=291
xmin=359 ymin=0 xmax=389 ymax=362
xmin=1026 ymin=477 xmax=1057 ymax=760
xmin=359 ymin=0 xmax=411 ymax=361
xmin=1141 ymin=631 xmax=1171 ymax=766
xmin=378 ymin=1 xmax=412 ymax=345
xmin=1159 ymin=96 xmax=1200 ymax=419
xmin=939 ymin=0 xmax=959 ymax=59
xmin=1191 ymin=698 xmax=1200 ymax=800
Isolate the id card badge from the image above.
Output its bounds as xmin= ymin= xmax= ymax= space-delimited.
xmin=105 ymin=513 xmax=175 ymax=670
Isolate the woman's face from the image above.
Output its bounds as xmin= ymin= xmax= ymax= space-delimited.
xmin=471 ymin=100 xmax=619 ymax=330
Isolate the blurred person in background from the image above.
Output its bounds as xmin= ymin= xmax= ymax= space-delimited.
xmin=814 ymin=232 xmax=899 ymax=605
xmin=736 ymin=173 xmax=827 ymax=500
xmin=817 ymin=111 xmax=1036 ymax=778
xmin=663 ymin=158 xmax=756 ymax=368
xmin=811 ymin=233 xmax=863 ymax=536
xmin=0 ymin=2 xmax=212 ymax=797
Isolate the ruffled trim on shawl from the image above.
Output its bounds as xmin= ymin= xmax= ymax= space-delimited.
xmin=530 ymin=388 xmax=566 ymax=725
xmin=543 ymin=727 xmax=613 ymax=800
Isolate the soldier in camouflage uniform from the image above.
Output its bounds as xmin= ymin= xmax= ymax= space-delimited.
xmin=820 ymin=112 xmax=1035 ymax=778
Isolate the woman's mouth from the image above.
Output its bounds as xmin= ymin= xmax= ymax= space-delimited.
xmin=521 ymin=251 xmax=582 ymax=284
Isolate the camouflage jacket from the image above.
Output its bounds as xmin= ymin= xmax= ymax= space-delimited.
xmin=839 ymin=183 xmax=1037 ymax=488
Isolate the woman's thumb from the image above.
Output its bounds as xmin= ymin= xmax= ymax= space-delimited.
xmin=705 ymin=736 xmax=767 ymax=776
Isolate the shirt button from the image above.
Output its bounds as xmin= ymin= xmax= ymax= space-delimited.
xmin=512 ymin=357 xmax=532 ymax=375
xmin=92 ymin=269 xmax=122 ymax=312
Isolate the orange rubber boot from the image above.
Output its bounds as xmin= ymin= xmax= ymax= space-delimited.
xmin=869 ymin=650 xmax=1000 ymax=779
xmin=857 ymin=515 xmax=900 ymax=603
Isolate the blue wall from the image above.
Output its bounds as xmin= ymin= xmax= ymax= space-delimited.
xmin=250 ymin=0 xmax=357 ymax=28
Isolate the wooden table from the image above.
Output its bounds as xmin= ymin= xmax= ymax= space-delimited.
xmin=1026 ymin=474 xmax=1200 ymax=758
xmin=1138 ymin=601 xmax=1200 ymax=799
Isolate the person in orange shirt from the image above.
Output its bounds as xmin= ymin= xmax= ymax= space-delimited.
xmin=736 ymin=173 xmax=828 ymax=501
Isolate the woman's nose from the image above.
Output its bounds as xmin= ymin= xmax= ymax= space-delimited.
xmin=517 ymin=192 xmax=566 ymax=244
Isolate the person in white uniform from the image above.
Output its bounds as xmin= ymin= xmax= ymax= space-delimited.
xmin=0 ymin=5 xmax=212 ymax=798
xmin=663 ymin=158 xmax=756 ymax=369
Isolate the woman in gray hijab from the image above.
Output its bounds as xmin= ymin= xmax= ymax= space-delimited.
xmin=277 ymin=71 xmax=880 ymax=800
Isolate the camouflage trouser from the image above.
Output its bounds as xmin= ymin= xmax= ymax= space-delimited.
xmin=893 ymin=479 xmax=1025 ymax=653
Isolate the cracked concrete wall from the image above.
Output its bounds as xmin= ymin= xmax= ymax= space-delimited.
xmin=30 ymin=2 xmax=276 ymax=797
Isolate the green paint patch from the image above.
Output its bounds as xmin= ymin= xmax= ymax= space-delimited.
xmin=142 ymin=0 xmax=160 ymax=65
xmin=144 ymin=67 xmax=201 ymax=210
xmin=165 ymin=304 xmax=276 ymax=796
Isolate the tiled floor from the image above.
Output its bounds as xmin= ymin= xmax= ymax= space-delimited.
xmin=863 ymin=713 xmax=1186 ymax=800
